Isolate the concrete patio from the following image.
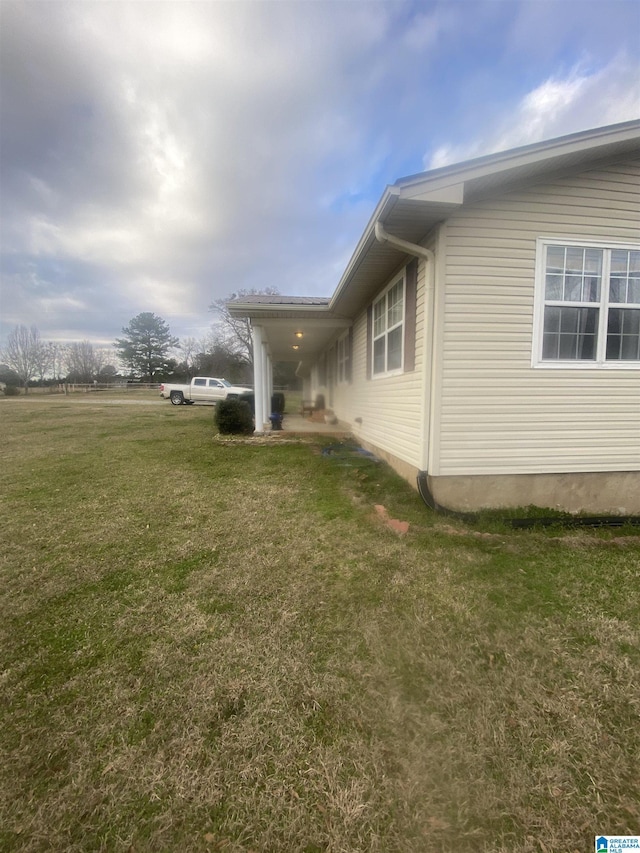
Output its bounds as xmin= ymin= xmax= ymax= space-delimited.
xmin=280 ymin=411 xmax=350 ymax=436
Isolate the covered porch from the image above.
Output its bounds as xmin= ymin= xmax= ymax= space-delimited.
xmin=227 ymin=295 xmax=351 ymax=433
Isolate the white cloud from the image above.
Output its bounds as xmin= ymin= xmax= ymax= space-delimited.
xmin=2 ymin=1 xmax=639 ymax=346
xmin=426 ymin=53 xmax=640 ymax=170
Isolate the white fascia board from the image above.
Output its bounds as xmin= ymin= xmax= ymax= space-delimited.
xmin=396 ymin=121 xmax=640 ymax=196
xmin=227 ymin=303 xmax=333 ymax=318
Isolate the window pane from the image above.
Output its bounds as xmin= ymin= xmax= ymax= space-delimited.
xmin=543 ymin=307 xmax=597 ymax=360
xmin=622 ymin=308 xmax=640 ymax=335
xmin=610 ymin=250 xmax=629 ymax=275
xmin=373 ymin=298 xmax=385 ymax=337
xmin=609 ymin=250 xmax=640 ymax=305
xmin=542 ymin=333 xmax=559 ymax=360
xmin=387 ymin=326 xmax=402 ymax=370
xmin=546 ymin=245 xmax=565 ymax=273
xmin=373 ymin=337 xmax=385 ymax=374
xmin=566 ymin=247 xmax=584 ymax=275
xmin=621 ymin=335 xmax=640 ymax=360
xmin=606 ymin=309 xmax=640 ymax=360
xmin=544 ymin=306 xmax=561 ymax=333
xmin=387 ymin=281 xmax=404 ymax=328
xmin=609 ymin=279 xmax=625 ymax=303
xmin=607 ymin=308 xmax=640 ymax=361
xmin=545 ymin=274 xmax=563 ymax=300
xmin=584 ymin=249 xmax=603 ymax=274
xmin=564 ymin=275 xmax=582 ymax=301
xmin=583 ymin=275 xmax=600 ymax=302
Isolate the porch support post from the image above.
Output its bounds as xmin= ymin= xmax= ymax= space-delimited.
xmin=267 ymin=351 xmax=274 ymax=407
xmin=261 ymin=343 xmax=270 ymax=427
xmin=252 ymin=324 xmax=266 ymax=433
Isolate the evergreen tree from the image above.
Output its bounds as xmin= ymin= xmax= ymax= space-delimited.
xmin=115 ymin=313 xmax=178 ymax=380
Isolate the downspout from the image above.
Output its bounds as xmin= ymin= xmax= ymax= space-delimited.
xmin=374 ymin=220 xmax=436 ymax=486
xmin=375 ymin=222 xmax=640 ymax=528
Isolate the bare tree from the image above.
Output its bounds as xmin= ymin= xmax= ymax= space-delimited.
xmin=34 ymin=339 xmax=52 ymax=383
xmin=1 ymin=325 xmax=41 ymax=391
xmin=47 ymin=343 xmax=67 ymax=383
xmin=178 ymin=336 xmax=199 ymax=378
xmin=65 ymin=341 xmax=106 ymax=382
xmin=209 ymin=288 xmax=279 ymax=366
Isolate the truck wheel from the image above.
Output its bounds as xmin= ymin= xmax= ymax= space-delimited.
xmin=170 ymin=391 xmax=184 ymax=405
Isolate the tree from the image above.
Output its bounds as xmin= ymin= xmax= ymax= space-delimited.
xmin=34 ymin=339 xmax=52 ymax=383
xmin=195 ymin=342 xmax=251 ymax=384
xmin=209 ymin=288 xmax=280 ymax=366
xmin=47 ymin=343 xmax=67 ymax=383
xmin=1 ymin=325 xmax=42 ymax=391
xmin=65 ymin=341 xmax=106 ymax=383
xmin=178 ymin=336 xmax=199 ymax=379
xmin=115 ymin=313 xmax=178 ymax=380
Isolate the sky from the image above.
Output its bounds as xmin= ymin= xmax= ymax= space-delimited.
xmin=1 ymin=0 xmax=639 ymax=349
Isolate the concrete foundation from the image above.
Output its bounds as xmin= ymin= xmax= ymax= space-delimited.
xmin=430 ymin=470 xmax=640 ymax=515
xmin=353 ymin=438 xmax=640 ymax=515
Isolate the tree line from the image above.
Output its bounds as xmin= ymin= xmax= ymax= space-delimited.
xmin=1 ymin=290 xmax=299 ymax=391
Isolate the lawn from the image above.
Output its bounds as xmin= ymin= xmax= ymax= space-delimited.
xmin=1 ymin=395 xmax=639 ymax=853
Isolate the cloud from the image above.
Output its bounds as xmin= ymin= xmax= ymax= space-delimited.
xmin=427 ymin=54 xmax=640 ymax=170
xmin=1 ymin=0 xmax=639 ymax=347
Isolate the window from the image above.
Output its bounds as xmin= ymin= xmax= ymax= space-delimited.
xmin=372 ymin=275 xmax=404 ymax=376
xmin=535 ymin=240 xmax=640 ymax=367
xmin=337 ymin=332 xmax=350 ymax=383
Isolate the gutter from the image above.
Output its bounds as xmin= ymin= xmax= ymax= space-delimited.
xmin=374 ymin=220 xmax=436 ymax=478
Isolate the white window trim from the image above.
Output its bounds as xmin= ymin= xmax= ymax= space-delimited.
xmin=532 ymin=237 xmax=640 ymax=370
xmin=371 ymin=273 xmax=405 ymax=379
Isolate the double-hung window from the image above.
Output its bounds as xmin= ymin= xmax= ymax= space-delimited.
xmin=535 ymin=239 xmax=640 ymax=367
xmin=372 ymin=275 xmax=404 ymax=376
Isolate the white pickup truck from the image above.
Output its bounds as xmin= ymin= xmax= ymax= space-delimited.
xmin=159 ymin=377 xmax=252 ymax=406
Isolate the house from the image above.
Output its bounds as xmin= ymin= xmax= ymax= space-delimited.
xmin=227 ymin=121 xmax=640 ymax=515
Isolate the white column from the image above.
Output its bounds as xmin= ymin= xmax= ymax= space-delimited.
xmin=267 ymin=351 xmax=274 ymax=405
xmin=252 ymin=324 xmax=265 ymax=434
xmin=261 ymin=342 xmax=270 ymax=427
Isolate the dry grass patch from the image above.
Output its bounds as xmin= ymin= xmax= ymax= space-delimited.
xmin=1 ymin=399 xmax=639 ymax=852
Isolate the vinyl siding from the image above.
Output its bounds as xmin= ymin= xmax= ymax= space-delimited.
xmin=328 ymin=259 xmax=427 ymax=469
xmin=435 ymin=158 xmax=640 ymax=476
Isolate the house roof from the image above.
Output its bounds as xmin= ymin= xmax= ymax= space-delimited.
xmin=330 ymin=119 xmax=640 ymax=317
xmin=227 ymin=120 xmax=640 ymax=364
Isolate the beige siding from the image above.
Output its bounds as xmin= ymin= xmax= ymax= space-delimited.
xmin=327 ymin=259 xmax=427 ymax=469
xmin=435 ymin=158 xmax=640 ymax=476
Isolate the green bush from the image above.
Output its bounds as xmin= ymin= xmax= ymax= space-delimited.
xmin=2 ymin=385 xmax=21 ymax=396
xmin=214 ymin=398 xmax=254 ymax=435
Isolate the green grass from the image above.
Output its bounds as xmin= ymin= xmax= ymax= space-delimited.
xmin=1 ymin=396 xmax=639 ymax=852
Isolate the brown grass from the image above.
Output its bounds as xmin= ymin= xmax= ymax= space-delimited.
xmin=1 ymin=396 xmax=639 ymax=852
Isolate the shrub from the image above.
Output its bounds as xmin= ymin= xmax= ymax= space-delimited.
xmin=2 ymin=385 xmax=21 ymax=396
xmin=215 ymin=398 xmax=254 ymax=435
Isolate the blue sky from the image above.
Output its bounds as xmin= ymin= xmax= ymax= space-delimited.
xmin=1 ymin=0 xmax=639 ymax=349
